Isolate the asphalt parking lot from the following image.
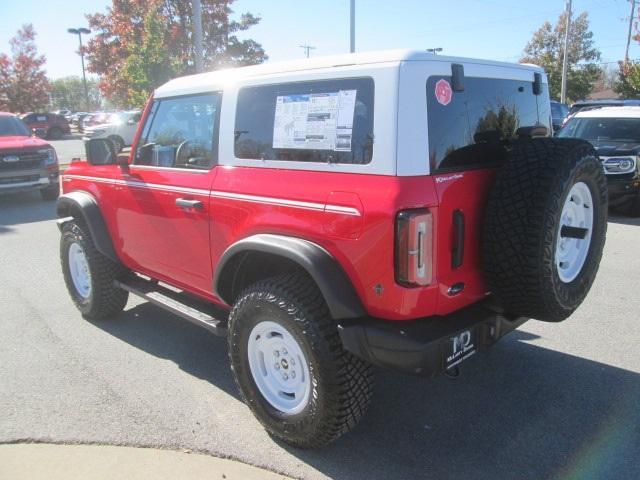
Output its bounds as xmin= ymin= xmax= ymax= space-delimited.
xmin=1 ymin=191 xmax=639 ymax=480
xmin=49 ymin=134 xmax=84 ymax=168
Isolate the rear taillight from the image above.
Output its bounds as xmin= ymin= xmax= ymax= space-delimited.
xmin=395 ymin=209 xmax=433 ymax=286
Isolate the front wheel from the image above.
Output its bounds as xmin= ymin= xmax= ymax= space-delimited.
xmin=228 ymin=273 xmax=373 ymax=448
xmin=60 ymin=220 xmax=129 ymax=319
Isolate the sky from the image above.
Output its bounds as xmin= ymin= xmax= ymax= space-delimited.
xmin=0 ymin=0 xmax=638 ymax=80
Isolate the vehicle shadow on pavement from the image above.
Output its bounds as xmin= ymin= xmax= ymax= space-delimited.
xmin=91 ymin=303 xmax=640 ymax=480
xmin=0 ymin=191 xmax=57 ymax=230
xmin=608 ymin=214 xmax=640 ymax=226
xmin=89 ymin=302 xmax=239 ymax=398
xmin=283 ymin=330 xmax=640 ymax=480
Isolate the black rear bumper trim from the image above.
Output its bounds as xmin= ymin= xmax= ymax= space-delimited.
xmin=338 ymin=301 xmax=527 ymax=377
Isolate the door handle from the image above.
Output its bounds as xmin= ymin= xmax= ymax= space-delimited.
xmin=175 ymin=198 xmax=203 ymax=210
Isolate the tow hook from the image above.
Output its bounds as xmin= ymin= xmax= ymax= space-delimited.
xmin=445 ymin=366 xmax=461 ymax=379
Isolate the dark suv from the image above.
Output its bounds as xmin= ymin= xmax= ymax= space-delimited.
xmin=0 ymin=112 xmax=60 ymax=200
xmin=21 ymin=113 xmax=71 ymax=140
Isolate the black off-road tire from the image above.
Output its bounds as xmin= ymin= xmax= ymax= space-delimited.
xmin=40 ymin=183 xmax=59 ymax=201
xmin=228 ymin=273 xmax=374 ymax=448
xmin=483 ymin=138 xmax=607 ymax=322
xmin=60 ymin=220 xmax=129 ymax=319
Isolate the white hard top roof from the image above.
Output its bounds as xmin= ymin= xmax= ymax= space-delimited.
xmin=155 ymin=49 xmax=544 ymax=98
xmin=573 ymin=106 xmax=640 ymax=118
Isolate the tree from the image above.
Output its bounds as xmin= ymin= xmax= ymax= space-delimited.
xmin=50 ymin=76 xmax=103 ymax=111
xmin=0 ymin=24 xmax=50 ymax=112
xmin=84 ymin=0 xmax=267 ymax=108
xmin=521 ymin=12 xmax=601 ymax=103
xmin=615 ymin=61 xmax=640 ymax=98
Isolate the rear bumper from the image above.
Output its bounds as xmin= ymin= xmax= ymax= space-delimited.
xmin=338 ymin=301 xmax=527 ymax=377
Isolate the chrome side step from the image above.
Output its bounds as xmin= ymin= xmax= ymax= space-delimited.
xmin=114 ymin=276 xmax=228 ymax=336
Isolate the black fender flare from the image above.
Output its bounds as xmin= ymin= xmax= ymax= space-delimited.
xmin=214 ymin=234 xmax=365 ymax=320
xmin=56 ymin=191 xmax=119 ymax=262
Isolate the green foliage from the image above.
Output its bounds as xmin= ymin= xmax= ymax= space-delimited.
xmin=122 ymin=8 xmax=180 ymax=107
xmin=615 ymin=61 xmax=640 ymax=98
xmin=50 ymin=76 xmax=102 ymax=111
xmin=85 ymin=0 xmax=268 ymax=108
xmin=521 ymin=11 xmax=601 ymax=103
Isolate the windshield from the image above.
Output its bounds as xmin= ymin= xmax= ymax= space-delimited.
xmin=557 ymin=117 xmax=640 ymax=144
xmin=551 ymin=102 xmax=568 ymax=118
xmin=0 ymin=116 xmax=31 ymax=137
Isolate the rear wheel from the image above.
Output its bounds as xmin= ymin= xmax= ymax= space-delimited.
xmin=228 ymin=273 xmax=373 ymax=448
xmin=483 ymin=138 xmax=608 ymax=322
xmin=60 ymin=220 xmax=129 ymax=319
xmin=48 ymin=127 xmax=63 ymax=140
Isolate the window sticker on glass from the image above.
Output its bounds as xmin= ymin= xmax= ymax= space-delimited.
xmin=272 ymin=90 xmax=357 ymax=151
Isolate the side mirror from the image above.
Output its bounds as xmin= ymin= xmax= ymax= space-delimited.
xmin=85 ymin=138 xmax=117 ymax=165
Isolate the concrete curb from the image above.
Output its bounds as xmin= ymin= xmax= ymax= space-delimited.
xmin=0 ymin=443 xmax=292 ymax=480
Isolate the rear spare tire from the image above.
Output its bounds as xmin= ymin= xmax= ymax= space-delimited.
xmin=483 ymin=138 xmax=607 ymax=322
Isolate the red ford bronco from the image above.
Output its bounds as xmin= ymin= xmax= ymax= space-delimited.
xmin=57 ymin=50 xmax=607 ymax=448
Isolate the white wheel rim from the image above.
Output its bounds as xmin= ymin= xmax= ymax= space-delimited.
xmin=247 ymin=320 xmax=311 ymax=415
xmin=68 ymin=242 xmax=92 ymax=298
xmin=555 ymin=182 xmax=594 ymax=283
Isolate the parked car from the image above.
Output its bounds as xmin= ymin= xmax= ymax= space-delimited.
xmin=551 ymin=100 xmax=569 ymax=133
xmin=57 ymin=50 xmax=607 ymax=448
xmin=569 ymin=99 xmax=640 ymax=116
xmin=557 ymin=105 xmax=640 ymax=216
xmin=0 ymin=112 xmax=60 ymax=200
xmin=21 ymin=112 xmax=71 ymax=140
xmin=78 ymin=112 xmax=111 ymax=133
xmin=83 ymin=110 xmax=142 ymax=152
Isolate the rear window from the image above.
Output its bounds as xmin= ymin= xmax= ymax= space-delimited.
xmin=427 ymin=76 xmax=551 ymax=172
xmin=235 ymin=77 xmax=374 ymax=164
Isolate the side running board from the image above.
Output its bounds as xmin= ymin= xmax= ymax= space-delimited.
xmin=114 ymin=276 xmax=228 ymax=336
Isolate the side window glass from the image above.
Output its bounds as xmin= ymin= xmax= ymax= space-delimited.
xmin=427 ymin=76 xmax=550 ymax=172
xmin=235 ymin=78 xmax=374 ymax=165
xmin=135 ymin=93 xmax=221 ymax=169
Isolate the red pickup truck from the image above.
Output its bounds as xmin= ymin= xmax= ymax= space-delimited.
xmin=0 ymin=112 xmax=60 ymax=200
xmin=56 ymin=51 xmax=607 ymax=448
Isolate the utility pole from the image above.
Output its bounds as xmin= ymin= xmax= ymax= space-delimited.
xmin=560 ymin=0 xmax=572 ymax=104
xmin=193 ymin=0 xmax=204 ymax=73
xmin=350 ymin=0 xmax=355 ymax=53
xmin=626 ymin=0 xmax=637 ymax=64
xmin=299 ymin=45 xmax=316 ymax=58
xmin=67 ymin=27 xmax=91 ymax=109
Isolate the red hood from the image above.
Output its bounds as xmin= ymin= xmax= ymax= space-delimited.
xmin=0 ymin=135 xmax=51 ymax=151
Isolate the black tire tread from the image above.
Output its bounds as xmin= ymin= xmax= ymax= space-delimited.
xmin=61 ymin=220 xmax=129 ymax=319
xmin=483 ymin=138 xmax=607 ymax=322
xmin=228 ymin=272 xmax=373 ymax=448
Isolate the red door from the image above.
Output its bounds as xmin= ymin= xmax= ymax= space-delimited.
xmin=113 ymin=92 xmax=222 ymax=298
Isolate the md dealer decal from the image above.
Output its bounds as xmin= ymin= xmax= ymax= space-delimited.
xmin=435 ymin=79 xmax=453 ymax=106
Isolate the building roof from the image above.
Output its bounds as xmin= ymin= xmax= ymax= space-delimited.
xmin=155 ymin=49 xmax=544 ymax=98
xmin=573 ymin=106 xmax=640 ymax=118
